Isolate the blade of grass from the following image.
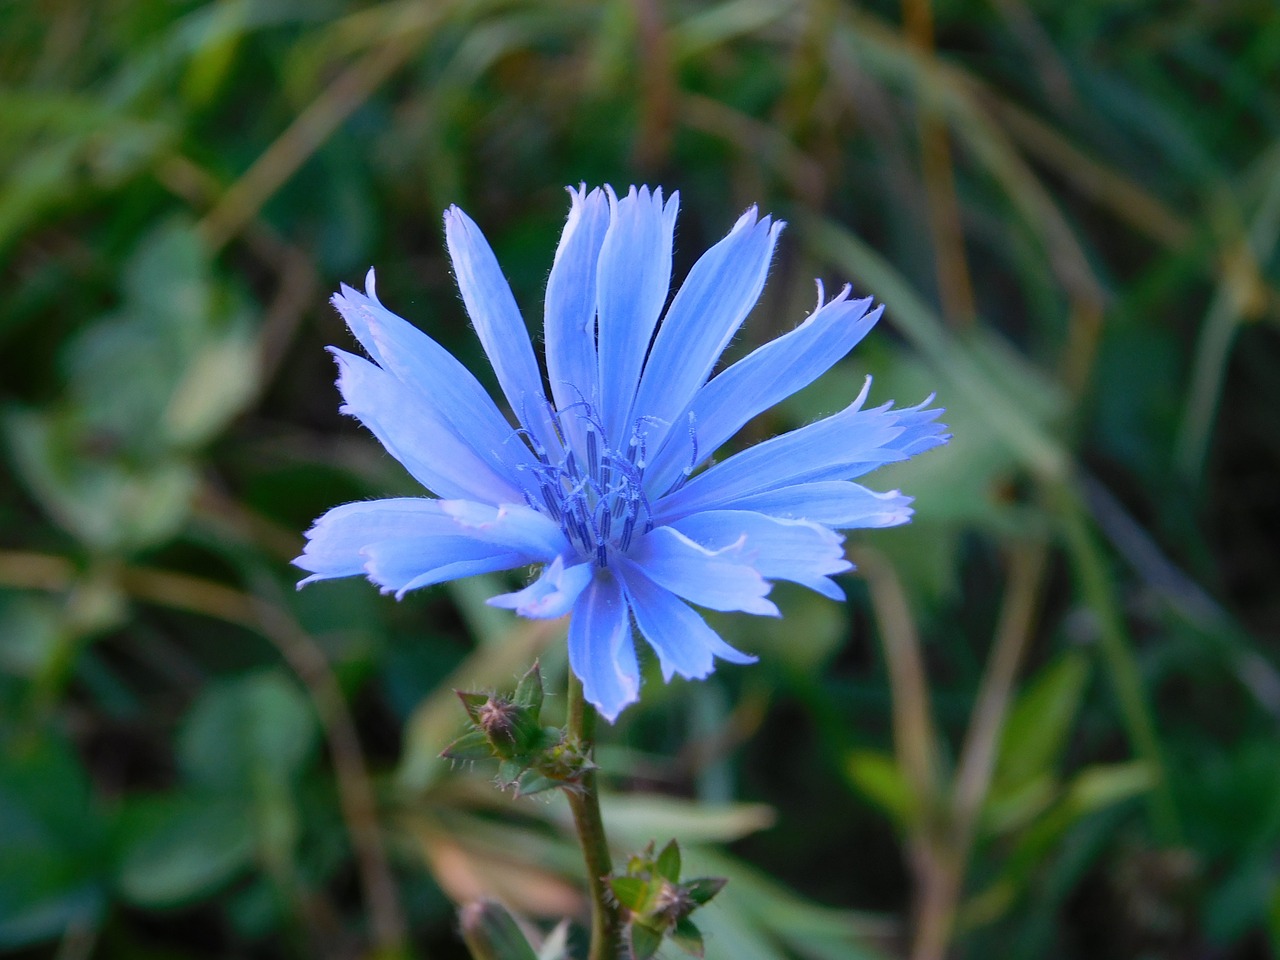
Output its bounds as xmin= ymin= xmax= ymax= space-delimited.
xmin=1050 ymin=483 xmax=1182 ymax=845
xmin=1174 ymin=145 xmax=1280 ymax=486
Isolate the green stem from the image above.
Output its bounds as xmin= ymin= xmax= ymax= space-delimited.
xmin=1054 ymin=481 xmax=1182 ymax=844
xmin=566 ymin=674 xmax=622 ymax=960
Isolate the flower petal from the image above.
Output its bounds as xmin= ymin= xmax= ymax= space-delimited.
xmin=487 ymin=555 xmax=593 ymax=619
xmin=331 ymin=348 xmax=526 ymax=503
xmin=669 ymin=510 xmax=852 ymax=601
xmin=656 ymin=384 xmax=948 ymax=521
xmin=331 ymin=270 xmax=531 ymax=483
xmin=444 ymin=205 xmax=557 ymax=451
xmin=295 ymin=498 xmax=451 ymax=584
xmin=627 ymin=526 xmax=778 ymax=616
xmin=364 ymin=542 xmax=529 ymax=600
xmin=719 ymin=481 xmax=915 ymax=529
xmin=433 ymin=500 xmax=569 ymax=557
xmin=646 ymin=285 xmax=881 ymax=494
xmin=634 ymin=208 xmax=781 ymax=442
xmin=294 ymin=498 xmax=565 ymax=598
xmin=616 ymin=560 xmax=756 ymax=683
xmin=568 ymin=573 xmax=640 ymax=722
xmin=544 ymin=186 xmax=610 ymax=415
xmin=595 ymin=185 xmax=679 ymax=440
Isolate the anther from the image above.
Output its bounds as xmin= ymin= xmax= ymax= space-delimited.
xmin=586 ymin=429 xmax=599 ymax=482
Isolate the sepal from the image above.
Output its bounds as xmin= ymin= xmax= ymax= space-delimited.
xmin=606 ymin=839 xmax=725 ymax=958
xmin=441 ymin=661 xmax=594 ymax=796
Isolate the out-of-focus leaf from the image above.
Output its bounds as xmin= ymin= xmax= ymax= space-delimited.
xmin=706 ymin=581 xmax=846 ymax=673
xmin=114 ymin=792 xmax=255 ymax=907
xmin=993 ymin=651 xmax=1091 ymax=793
xmin=4 ymin=407 xmax=198 ymax=551
xmin=180 ymin=0 xmax=245 ymax=106
xmin=597 ymin=795 xmax=775 ymax=846
xmin=0 ymin=730 xmax=108 ymax=948
xmin=0 ymin=594 xmax=64 ymax=679
xmin=684 ymin=849 xmax=893 ymax=960
xmin=178 ymin=670 xmax=317 ymax=792
xmin=163 ymin=330 xmax=258 ymax=448
xmin=1064 ymin=761 xmax=1154 ymax=815
xmin=844 ymin=749 xmax=912 ymax=829
xmin=1205 ymin=855 xmax=1278 ymax=945
xmin=980 ymin=774 xmax=1057 ymax=838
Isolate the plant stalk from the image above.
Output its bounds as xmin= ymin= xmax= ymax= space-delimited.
xmin=566 ymin=674 xmax=622 ymax=960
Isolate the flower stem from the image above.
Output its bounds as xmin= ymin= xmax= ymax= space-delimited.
xmin=565 ymin=674 xmax=621 ymax=960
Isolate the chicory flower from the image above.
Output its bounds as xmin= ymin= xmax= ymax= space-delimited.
xmin=296 ymin=186 xmax=948 ymax=720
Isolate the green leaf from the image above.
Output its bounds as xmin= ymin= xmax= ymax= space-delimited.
xmin=514 ymin=771 xmax=558 ymax=797
xmin=609 ymin=875 xmax=651 ymax=912
xmin=671 ymin=916 xmax=706 ymax=957
xmin=443 ymin=730 xmax=497 ymax=762
xmin=628 ymin=921 xmax=664 ymax=960
xmin=457 ymin=690 xmax=490 ymax=726
xmin=0 ymin=731 xmax=107 ymax=948
xmin=844 ymin=749 xmax=912 ymax=828
xmin=994 ymin=651 xmax=1091 ymax=792
xmin=114 ymin=792 xmax=254 ymax=907
xmin=513 ymin=660 xmax=544 ymax=713
xmin=4 ymin=407 xmax=198 ymax=551
xmin=598 ymin=795 xmax=775 ymax=845
xmin=163 ymin=329 xmax=258 ymax=449
xmin=656 ymin=838 xmax=682 ymax=882
xmin=178 ymin=671 xmax=316 ymax=792
xmin=1063 ymin=761 xmax=1154 ymax=815
xmin=684 ymin=876 xmax=727 ymax=906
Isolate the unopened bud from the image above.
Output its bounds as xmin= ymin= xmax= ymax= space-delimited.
xmin=476 ymin=697 xmax=520 ymax=744
xmin=652 ymin=879 xmax=695 ymax=924
xmin=458 ymin=899 xmax=538 ymax=960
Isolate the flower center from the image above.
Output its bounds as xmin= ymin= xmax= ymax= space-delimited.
xmin=519 ymin=404 xmax=654 ymax=568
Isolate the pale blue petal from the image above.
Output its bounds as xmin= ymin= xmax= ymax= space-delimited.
xmin=331 ymin=268 xmax=392 ymax=367
xmin=364 ymin=540 xmax=529 ymax=599
xmin=331 ymin=269 xmax=531 ymax=482
xmin=294 ymin=498 xmax=567 ymax=598
xmin=656 ymin=384 xmax=948 ymax=521
xmin=295 ymin=498 xmax=454 ymax=584
xmin=670 ymin=510 xmax=852 ymax=601
xmin=646 ymin=286 xmax=881 ymax=494
xmin=444 ymin=206 xmax=557 ymax=451
xmin=595 ymin=186 xmax=679 ymax=440
xmin=331 ymin=348 xmax=526 ymax=503
xmin=627 ymin=526 xmax=778 ymax=616
xmin=432 ymin=500 xmax=570 ymax=557
xmin=487 ymin=555 xmax=593 ymax=619
xmin=568 ymin=573 xmax=640 ymax=722
xmin=634 ymin=209 xmax=781 ymax=443
xmin=544 ymin=186 xmax=609 ymax=414
xmin=718 ymin=481 xmax=915 ymax=528
xmin=616 ymin=560 xmax=756 ymax=682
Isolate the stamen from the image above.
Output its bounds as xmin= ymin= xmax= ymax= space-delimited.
xmin=540 ymin=484 xmax=561 ymax=520
xmin=510 ymin=403 xmax=668 ymax=568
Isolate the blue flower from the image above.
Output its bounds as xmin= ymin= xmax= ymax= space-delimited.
xmin=296 ymin=186 xmax=949 ymax=721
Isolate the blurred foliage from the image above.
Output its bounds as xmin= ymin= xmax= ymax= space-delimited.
xmin=1 ymin=0 xmax=1278 ymax=958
